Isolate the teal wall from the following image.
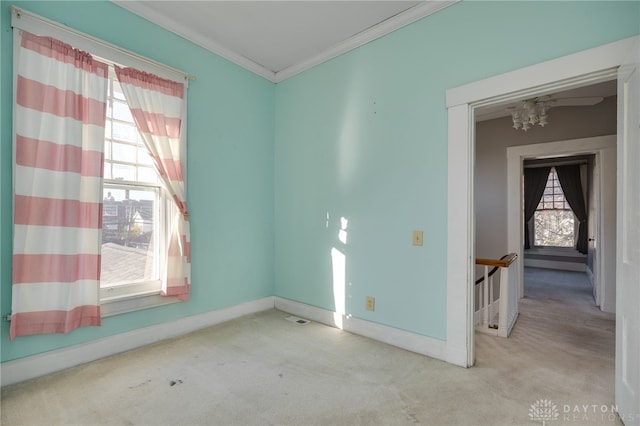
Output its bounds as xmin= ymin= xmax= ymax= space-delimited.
xmin=274 ymin=1 xmax=640 ymax=339
xmin=1 ymin=0 xmax=639 ymax=363
xmin=0 ymin=1 xmax=275 ymax=362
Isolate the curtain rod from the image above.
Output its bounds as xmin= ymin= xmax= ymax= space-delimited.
xmin=11 ymin=6 xmax=196 ymax=82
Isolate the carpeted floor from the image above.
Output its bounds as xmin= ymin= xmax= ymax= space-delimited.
xmin=1 ymin=268 xmax=618 ymax=425
xmin=474 ymin=267 xmax=617 ymax=425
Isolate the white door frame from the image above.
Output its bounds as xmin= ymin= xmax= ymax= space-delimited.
xmin=506 ymin=136 xmax=617 ymax=311
xmin=444 ymin=35 xmax=640 ymax=368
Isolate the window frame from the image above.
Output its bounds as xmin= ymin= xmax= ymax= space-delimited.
xmin=100 ymin=68 xmax=167 ymax=304
xmin=100 ymin=69 xmax=180 ymax=315
xmin=533 ymin=167 xmax=576 ymax=248
xmin=100 ymin=182 xmax=165 ymax=301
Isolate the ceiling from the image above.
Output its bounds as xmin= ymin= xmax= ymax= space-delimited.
xmin=475 ymin=80 xmax=618 ymax=122
xmin=112 ymin=1 xmax=457 ymax=82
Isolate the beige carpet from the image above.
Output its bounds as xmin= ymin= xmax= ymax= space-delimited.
xmin=1 ymin=268 xmax=619 ymax=425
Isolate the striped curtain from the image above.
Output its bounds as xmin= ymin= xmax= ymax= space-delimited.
xmin=115 ymin=67 xmax=190 ymax=301
xmin=11 ymin=31 xmax=108 ymax=339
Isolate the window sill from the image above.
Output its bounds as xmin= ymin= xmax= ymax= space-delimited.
xmin=101 ymin=292 xmax=179 ymax=318
xmin=525 ymin=246 xmax=586 ymax=258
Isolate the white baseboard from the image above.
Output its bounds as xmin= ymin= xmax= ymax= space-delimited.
xmin=275 ymin=297 xmax=338 ymax=327
xmin=2 ymin=296 xmax=455 ymax=387
xmin=274 ymin=297 xmax=447 ymax=363
xmin=1 ymin=296 xmax=276 ymax=387
xmin=524 ymin=258 xmax=586 ymax=272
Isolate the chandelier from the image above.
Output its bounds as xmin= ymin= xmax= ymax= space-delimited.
xmin=508 ymin=99 xmax=550 ymax=131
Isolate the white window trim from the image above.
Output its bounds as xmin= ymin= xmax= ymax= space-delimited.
xmin=100 ymin=113 xmax=173 ymax=310
xmin=101 ymin=293 xmax=178 ymax=318
xmin=12 ymin=6 xmax=188 ymax=316
xmin=100 ymin=183 xmax=179 ymax=316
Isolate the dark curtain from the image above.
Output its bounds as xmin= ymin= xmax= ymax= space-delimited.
xmin=555 ymin=165 xmax=588 ymax=254
xmin=524 ymin=167 xmax=551 ymax=249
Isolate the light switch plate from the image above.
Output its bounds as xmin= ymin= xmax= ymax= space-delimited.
xmin=365 ymin=296 xmax=375 ymax=311
xmin=413 ymin=230 xmax=423 ymax=246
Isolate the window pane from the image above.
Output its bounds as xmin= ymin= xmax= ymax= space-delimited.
xmin=103 ymin=70 xmax=162 ymax=294
xmin=112 ymin=80 xmax=126 ymax=101
xmin=534 ymin=210 xmax=575 ymax=247
xmin=138 ymin=166 xmax=158 ymax=183
xmin=112 ymin=142 xmax=136 ymax=163
xmin=104 ymin=188 xmax=126 ymax=201
xmin=112 ymin=163 xmax=136 ymax=181
xmin=104 ymin=141 xmax=111 ymax=160
xmin=112 ymin=122 xmax=138 ymax=143
xmin=101 ymin=186 xmax=157 ymax=287
xmin=553 ymin=196 xmax=565 ymax=208
xmin=137 ymin=147 xmax=153 ymax=165
xmin=128 ymin=189 xmax=155 ymax=201
xmin=112 ymin=101 xmax=134 ymax=122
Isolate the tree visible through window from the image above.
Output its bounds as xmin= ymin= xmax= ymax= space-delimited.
xmin=534 ymin=167 xmax=575 ymax=247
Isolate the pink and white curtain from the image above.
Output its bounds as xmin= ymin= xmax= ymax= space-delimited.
xmin=11 ymin=31 xmax=108 ymax=339
xmin=115 ymin=67 xmax=190 ymax=301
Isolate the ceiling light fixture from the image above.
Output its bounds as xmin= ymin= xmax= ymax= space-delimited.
xmin=507 ymin=99 xmax=550 ymax=131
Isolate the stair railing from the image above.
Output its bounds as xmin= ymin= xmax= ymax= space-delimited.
xmin=475 ymin=253 xmax=519 ymax=337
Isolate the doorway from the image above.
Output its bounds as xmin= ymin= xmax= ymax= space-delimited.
xmin=444 ymin=35 xmax=637 ymax=367
xmin=503 ymin=135 xmax=617 ymax=311
xmin=475 ymin=135 xmax=617 ymax=404
xmin=445 ymin=33 xmax=640 ymax=424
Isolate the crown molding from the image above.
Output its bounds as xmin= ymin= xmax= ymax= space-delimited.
xmin=273 ymin=0 xmax=459 ymax=83
xmin=112 ymin=1 xmax=459 ymax=84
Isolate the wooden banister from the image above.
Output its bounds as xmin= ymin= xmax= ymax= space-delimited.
xmin=474 ymin=252 xmax=519 ymax=338
xmin=475 ymin=253 xmax=517 ymax=268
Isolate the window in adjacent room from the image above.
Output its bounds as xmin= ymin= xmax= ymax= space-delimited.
xmin=534 ymin=167 xmax=575 ymax=247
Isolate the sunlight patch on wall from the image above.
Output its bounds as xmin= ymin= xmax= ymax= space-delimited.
xmin=331 ymin=247 xmax=346 ymax=329
xmin=331 ymin=216 xmax=349 ymax=329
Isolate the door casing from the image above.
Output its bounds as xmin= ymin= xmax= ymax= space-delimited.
xmin=445 ymin=35 xmax=640 ymax=368
xmin=505 ymin=136 xmax=617 ymax=311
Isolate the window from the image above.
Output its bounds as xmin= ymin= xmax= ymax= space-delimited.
xmin=534 ymin=167 xmax=575 ymax=247
xmin=11 ymin=9 xmax=190 ymax=339
xmin=101 ymin=69 xmax=167 ymax=302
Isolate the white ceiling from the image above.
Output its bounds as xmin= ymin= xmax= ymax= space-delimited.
xmin=112 ymin=1 xmax=457 ymax=82
xmin=475 ymin=79 xmax=618 ymax=122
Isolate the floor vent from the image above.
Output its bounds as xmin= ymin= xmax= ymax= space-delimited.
xmin=285 ymin=315 xmax=310 ymax=325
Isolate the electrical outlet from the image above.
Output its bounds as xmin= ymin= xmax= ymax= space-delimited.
xmin=413 ymin=230 xmax=423 ymax=246
xmin=365 ymin=296 xmax=375 ymax=311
